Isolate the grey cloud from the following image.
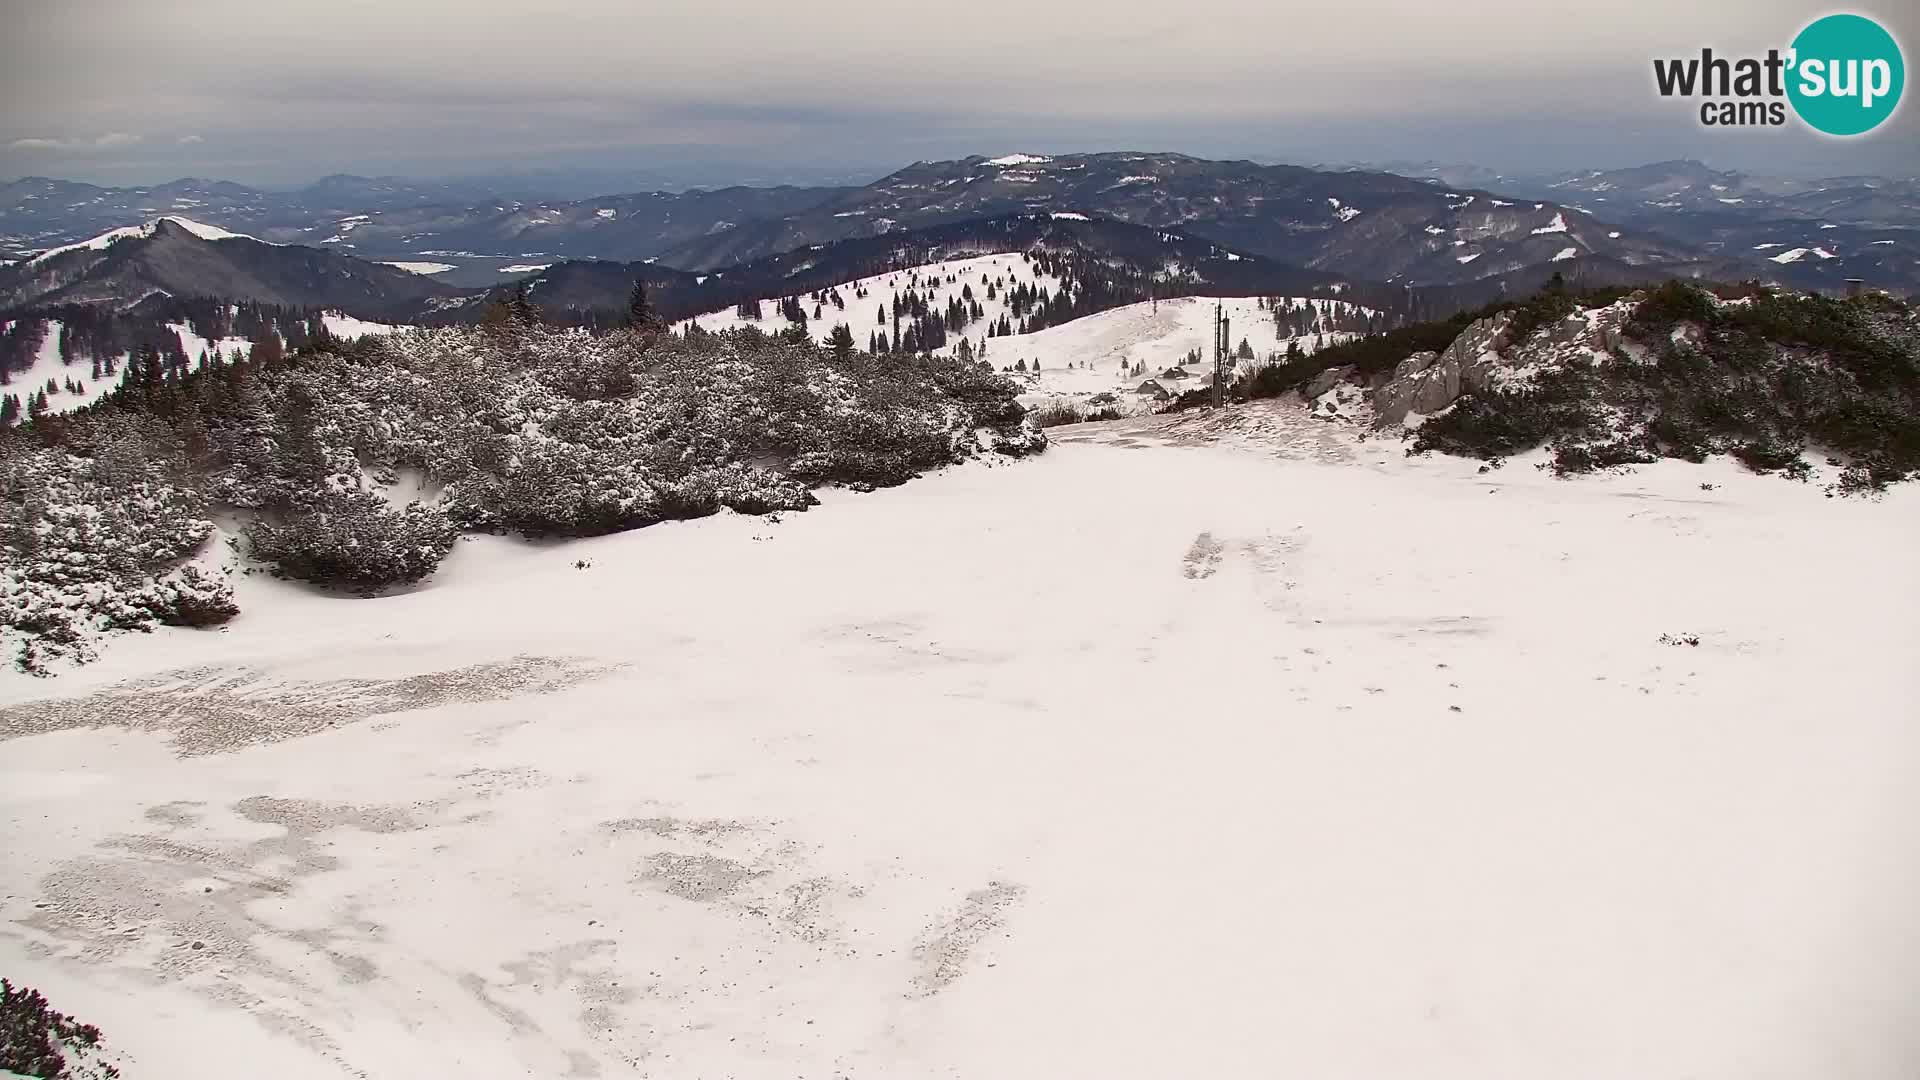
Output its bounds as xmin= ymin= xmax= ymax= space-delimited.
xmin=2 ymin=0 xmax=1915 ymax=185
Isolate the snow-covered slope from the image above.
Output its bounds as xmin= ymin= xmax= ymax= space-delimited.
xmin=675 ymin=251 xmax=1068 ymax=348
xmin=319 ymin=313 xmax=403 ymax=339
xmin=675 ymin=253 xmax=1368 ymax=414
xmin=999 ymin=295 xmax=1365 ymax=411
xmin=2 ymin=314 xmax=402 ymax=422
xmin=2 ymin=407 xmax=1914 ymax=1079
xmin=0 ymin=319 xmax=245 ymax=418
xmin=27 ymin=216 xmax=271 ymax=264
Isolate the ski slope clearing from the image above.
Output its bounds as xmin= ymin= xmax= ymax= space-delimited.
xmin=1001 ymin=295 xmax=1362 ymax=412
xmin=3 ymin=402 xmax=1915 ymax=1079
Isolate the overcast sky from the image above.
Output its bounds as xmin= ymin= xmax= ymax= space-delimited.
xmin=2 ymin=0 xmax=1915 ymax=188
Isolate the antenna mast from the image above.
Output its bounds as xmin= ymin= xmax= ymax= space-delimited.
xmin=1212 ymin=301 xmax=1229 ymax=409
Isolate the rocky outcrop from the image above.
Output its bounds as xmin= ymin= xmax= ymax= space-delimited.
xmin=1369 ymin=312 xmax=1516 ymax=426
xmin=1364 ymin=298 xmax=1648 ymax=427
xmin=1303 ymin=364 xmax=1359 ymax=401
xmin=1309 ymin=378 xmax=1369 ymax=422
xmin=1391 ymin=352 xmax=1437 ymax=381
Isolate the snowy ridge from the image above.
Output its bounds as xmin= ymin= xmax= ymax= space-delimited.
xmin=27 ymin=216 xmax=273 ymax=264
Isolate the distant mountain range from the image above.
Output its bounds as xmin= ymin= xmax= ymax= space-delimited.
xmin=0 ymin=175 xmax=855 ymax=275
xmin=0 ymin=207 xmax=1744 ymax=333
xmin=0 ymin=216 xmax=462 ymax=316
xmin=2 ymin=154 xmax=1915 ymax=325
xmin=641 ymin=153 xmax=1713 ymax=285
xmin=1360 ymin=158 xmax=1920 ymax=292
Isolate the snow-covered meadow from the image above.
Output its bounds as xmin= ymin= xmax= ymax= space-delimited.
xmin=2 ymin=400 xmax=1916 ymax=1079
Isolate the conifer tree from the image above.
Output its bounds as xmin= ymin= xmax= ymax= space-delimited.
xmin=627 ymin=279 xmax=667 ymax=334
xmin=827 ymin=324 xmax=856 ymax=360
xmin=250 ymin=331 xmax=285 ymax=367
xmin=507 ymin=284 xmax=541 ymax=327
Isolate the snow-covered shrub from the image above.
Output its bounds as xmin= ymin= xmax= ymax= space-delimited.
xmin=1 ymin=978 xmax=120 ymax=1079
xmin=1413 ymin=367 xmax=1603 ymax=459
xmin=2 ymin=317 xmax=1040 ymax=664
xmin=1412 ymin=285 xmax=1920 ymax=490
xmin=984 ymin=417 xmax=1049 ymax=457
xmin=235 ymin=323 xmax=1037 ymax=534
xmin=1 ymin=424 xmax=233 ymax=671
xmin=141 ymin=565 xmax=243 ymax=626
xmin=242 ymin=489 xmax=458 ymax=594
xmin=1028 ymin=402 xmax=1123 ymax=428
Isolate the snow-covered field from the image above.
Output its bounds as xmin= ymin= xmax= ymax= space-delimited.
xmin=2 ymin=403 xmax=1917 ymax=1079
xmin=318 ymin=313 xmax=403 ymax=340
xmin=379 ymin=261 xmax=458 ymax=275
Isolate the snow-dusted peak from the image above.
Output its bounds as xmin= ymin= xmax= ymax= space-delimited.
xmin=987 ymin=154 xmax=1052 ymax=167
xmin=28 ymin=215 xmax=268 ymax=265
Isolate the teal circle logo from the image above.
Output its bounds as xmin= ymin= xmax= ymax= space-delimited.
xmin=1787 ymin=13 xmax=1904 ymax=135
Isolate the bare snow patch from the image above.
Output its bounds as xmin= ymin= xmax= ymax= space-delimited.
xmin=1530 ymin=212 xmax=1570 ymax=235
xmin=1768 ymin=248 xmax=1829 ymax=264
xmin=320 ymin=313 xmax=403 ymax=339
